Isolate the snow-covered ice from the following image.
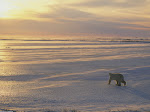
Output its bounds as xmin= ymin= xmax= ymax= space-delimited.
xmin=0 ymin=36 xmax=150 ymax=111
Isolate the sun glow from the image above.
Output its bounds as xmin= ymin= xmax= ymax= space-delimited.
xmin=0 ymin=0 xmax=16 ymax=18
xmin=0 ymin=0 xmax=55 ymax=19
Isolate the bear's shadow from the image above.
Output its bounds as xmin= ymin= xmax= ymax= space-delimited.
xmin=120 ymin=86 xmax=150 ymax=101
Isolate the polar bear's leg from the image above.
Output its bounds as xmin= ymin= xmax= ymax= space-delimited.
xmin=117 ymin=81 xmax=121 ymax=86
xmin=116 ymin=80 xmax=119 ymax=85
xmin=122 ymin=81 xmax=126 ymax=86
xmin=116 ymin=80 xmax=121 ymax=86
xmin=108 ymin=79 xmax=111 ymax=85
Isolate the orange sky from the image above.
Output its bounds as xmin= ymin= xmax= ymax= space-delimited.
xmin=0 ymin=0 xmax=150 ymax=37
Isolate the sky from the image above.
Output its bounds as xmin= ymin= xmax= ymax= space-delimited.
xmin=0 ymin=0 xmax=150 ymax=37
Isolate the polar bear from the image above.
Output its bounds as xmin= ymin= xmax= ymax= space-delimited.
xmin=108 ymin=73 xmax=126 ymax=86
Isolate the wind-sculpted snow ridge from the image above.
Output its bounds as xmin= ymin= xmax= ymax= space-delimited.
xmin=1 ymin=36 xmax=150 ymax=43
xmin=112 ymin=39 xmax=150 ymax=43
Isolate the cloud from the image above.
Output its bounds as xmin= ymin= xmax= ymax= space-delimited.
xmin=71 ymin=0 xmax=148 ymax=8
xmin=37 ymin=6 xmax=94 ymax=20
xmin=1 ymin=0 xmax=150 ymax=37
xmin=1 ymin=17 xmax=150 ymax=37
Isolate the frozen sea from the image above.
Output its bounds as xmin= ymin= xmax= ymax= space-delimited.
xmin=0 ymin=36 xmax=150 ymax=112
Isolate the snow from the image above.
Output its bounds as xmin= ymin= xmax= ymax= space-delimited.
xmin=0 ymin=36 xmax=150 ymax=112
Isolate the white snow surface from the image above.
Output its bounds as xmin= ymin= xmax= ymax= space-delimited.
xmin=0 ymin=36 xmax=150 ymax=112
